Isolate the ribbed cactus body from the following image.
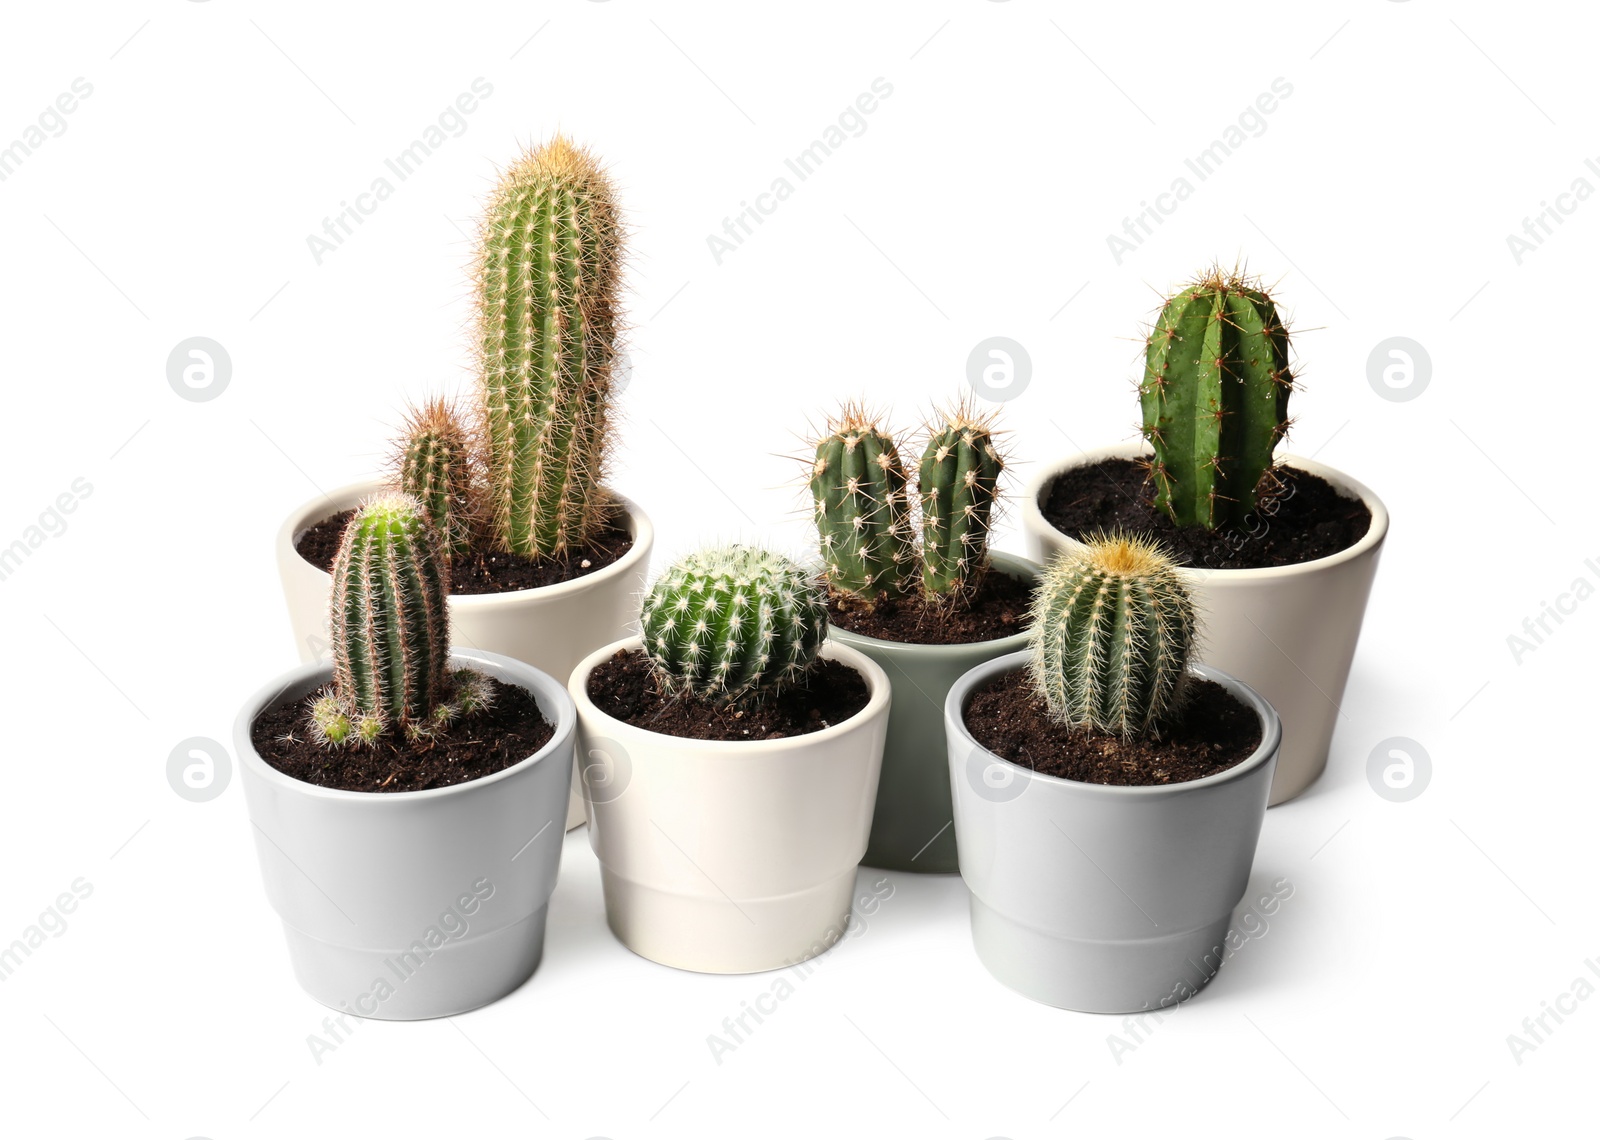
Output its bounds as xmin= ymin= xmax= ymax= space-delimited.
xmin=312 ymin=494 xmax=491 ymax=746
xmin=1140 ymin=268 xmax=1293 ymax=531
xmin=1029 ymin=534 xmax=1195 ymax=737
xmin=810 ymin=410 xmax=914 ymax=605
xmin=478 ymin=136 xmax=622 ymax=559
xmin=919 ymin=408 xmax=1002 ymax=598
xmin=396 ymin=398 xmax=477 ymax=558
xmin=640 ymin=546 xmax=827 ymax=704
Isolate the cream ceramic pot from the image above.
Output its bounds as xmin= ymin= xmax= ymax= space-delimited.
xmin=236 ymin=649 xmax=576 ymax=1020
xmin=1020 ymin=444 xmax=1386 ymax=804
xmin=275 ymin=478 xmax=653 ymax=828
xmin=569 ymin=638 xmax=890 ymax=974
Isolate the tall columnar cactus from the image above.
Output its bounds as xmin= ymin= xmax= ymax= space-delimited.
xmin=918 ymin=402 xmax=1003 ymax=599
xmin=640 ymin=546 xmax=828 ymax=704
xmin=1139 ymin=266 xmax=1294 ymax=531
xmin=810 ymin=407 xmax=915 ymax=606
xmin=1028 ymin=533 xmax=1196 ymax=738
xmin=311 ymin=493 xmax=490 ymax=746
xmin=477 ymin=135 xmax=623 ymax=559
xmin=394 ymin=398 xmax=478 ymax=559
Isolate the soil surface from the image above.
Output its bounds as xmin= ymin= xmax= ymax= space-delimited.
xmin=827 ymin=567 xmax=1033 ymax=645
xmin=586 ymin=649 xmax=871 ymax=741
xmin=964 ymin=670 xmax=1261 ymax=786
xmin=1040 ymin=457 xmax=1371 ymax=570
xmin=296 ymin=509 xmax=633 ymax=595
xmin=251 ymin=677 xmax=554 ymax=793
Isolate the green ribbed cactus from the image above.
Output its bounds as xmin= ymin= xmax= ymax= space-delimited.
xmin=810 ymin=407 xmax=915 ymax=607
xmin=1028 ymin=533 xmax=1196 ymax=737
xmin=477 ymin=136 xmax=623 ymax=559
xmin=1139 ymin=266 xmax=1294 ymax=530
xmin=394 ymin=398 xmax=478 ymax=559
xmin=640 ymin=546 xmax=828 ymax=704
xmin=918 ymin=402 xmax=1003 ymax=599
xmin=310 ymin=493 xmax=491 ymax=746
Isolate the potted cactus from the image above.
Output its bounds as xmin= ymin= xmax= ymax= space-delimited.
xmin=1020 ymin=265 xmax=1386 ymax=804
xmin=811 ymin=402 xmax=1041 ymax=873
xmin=239 ymin=493 xmax=576 ymax=1019
xmin=945 ymin=535 xmax=1281 ymax=1012
xmin=275 ymin=137 xmax=654 ymax=828
xmin=569 ymin=545 xmax=891 ymax=974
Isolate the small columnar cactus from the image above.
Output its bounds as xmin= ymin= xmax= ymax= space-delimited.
xmin=918 ymin=402 xmax=1003 ymax=599
xmin=640 ymin=546 xmax=828 ymax=704
xmin=1139 ymin=265 xmax=1293 ymax=531
xmin=394 ymin=398 xmax=479 ymax=559
xmin=809 ymin=407 xmax=915 ymax=606
xmin=477 ymin=135 xmax=624 ymax=560
xmin=311 ymin=493 xmax=491 ymax=746
xmin=1028 ymin=533 xmax=1196 ymax=737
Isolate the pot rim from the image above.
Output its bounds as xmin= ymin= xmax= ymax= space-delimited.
xmin=1020 ymin=442 xmax=1389 ymax=582
xmin=569 ymin=636 xmax=891 ymax=754
xmin=825 ymin=551 xmax=1044 ymax=656
xmin=946 ymin=649 xmax=1281 ymax=800
xmin=276 ymin=477 xmax=654 ymax=606
xmin=234 ymin=648 xmax=576 ymax=804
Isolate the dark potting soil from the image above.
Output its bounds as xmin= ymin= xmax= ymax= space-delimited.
xmin=1039 ymin=457 xmax=1371 ymax=571
xmin=586 ymin=649 xmax=871 ymax=741
xmin=251 ymin=677 xmax=554 ymax=793
xmin=826 ymin=566 xmax=1033 ymax=645
xmin=296 ymin=509 xmax=634 ymax=595
xmin=964 ymin=670 xmax=1261 ymax=786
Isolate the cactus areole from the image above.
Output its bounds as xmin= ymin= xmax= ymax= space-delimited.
xmin=1139 ymin=267 xmax=1293 ymax=531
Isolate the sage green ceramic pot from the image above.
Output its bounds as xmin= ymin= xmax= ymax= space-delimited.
xmin=828 ymin=552 xmax=1042 ymax=874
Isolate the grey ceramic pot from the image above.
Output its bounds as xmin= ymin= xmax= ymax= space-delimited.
xmin=830 ymin=552 xmax=1042 ymax=874
xmin=945 ymin=650 xmax=1280 ymax=1013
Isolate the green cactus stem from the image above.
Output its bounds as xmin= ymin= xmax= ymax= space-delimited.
xmin=394 ymin=397 xmax=479 ymax=559
xmin=1139 ymin=265 xmax=1293 ymax=531
xmin=810 ymin=406 xmax=915 ymax=606
xmin=1028 ymin=533 xmax=1196 ymax=738
xmin=477 ymin=135 xmax=623 ymax=559
xmin=918 ymin=401 xmax=1003 ymax=599
xmin=639 ymin=545 xmax=828 ymax=704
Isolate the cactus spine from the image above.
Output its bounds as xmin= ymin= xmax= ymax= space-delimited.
xmin=1139 ymin=266 xmax=1293 ymax=531
xmin=918 ymin=402 xmax=1003 ymax=599
xmin=810 ymin=407 xmax=915 ymax=606
xmin=395 ymin=398 xmax=478 ymax=559
xmin=1028 ymin=533 xmax=1196 ymax=737
xmin=477 ymin=136 xmax=623 ymax=559
xmin=311 ymin=493 xmax=490 ymax=746
xmin=640 ymin=546 xmax=827 ymax=704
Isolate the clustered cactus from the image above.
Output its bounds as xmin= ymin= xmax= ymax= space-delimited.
xmin=640 ymin=546 xmax=827 ymax=705
xmin=1139 ymin=265 xmax=1293 ymax=531
xmin=310 ymin=493 xmax=492 ymax=746
xmin=810 ymin=400 xmax=1004 ymax=608
xmin=1028 ymin=533 xmax=1196 ymax=738
xmin=380 ymin=135 xmax=626 ymax=567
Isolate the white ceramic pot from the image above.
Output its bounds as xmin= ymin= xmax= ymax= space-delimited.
xmin=1020 ymin=444 xmax=1386 ymax=805
xmin=569 ymin=638 xmax=891 ymax=974
xmin=946 ymin=651 xmax=1280 ymax=1013
xmin=235 ymin=649 xmax=576 ymax=1020
xmin=275 ymin=478 xmax=653 ymax=829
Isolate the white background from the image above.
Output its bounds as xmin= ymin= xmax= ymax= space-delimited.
xmin=0 ymin=2 xmax=1593 ymax=1137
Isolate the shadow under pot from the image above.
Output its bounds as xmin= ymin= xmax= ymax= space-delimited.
xmin=235 ymin=648 xmax=576 ymax=1020
xmin=827 ymin=551 xmax=1043 ymax=874
xmin=568 ymin=638 xmax=890 ymax=974
xmin=1020 ymin=443 xmax=1386 ymax=805
xmin=274 ymin=478 xmax=653 ymax=830
xmin=945 ymin=650 xmax=1280 ymax=1014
